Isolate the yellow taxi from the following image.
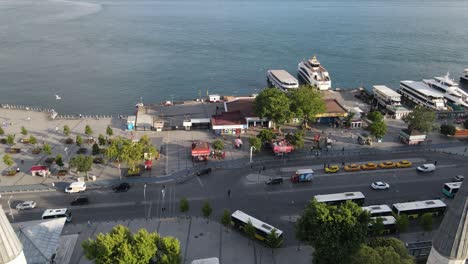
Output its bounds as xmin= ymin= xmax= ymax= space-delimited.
xmin=361 ymin=162 xmax=378 ymax=170
xmin=379 ymin=161 xmax=396 ymax=169
xmin=325 ymin=165 xmax=340 ymax=173
xmin=396 ymin=160 xmax=412 ymax=168
xmin=344 ymin=164 xmax=361 ymax=172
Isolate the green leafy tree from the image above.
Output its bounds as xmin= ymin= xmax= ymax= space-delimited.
xmin=179 ymin=198 xmax=189 ymax=215
xmin=296 ymin=200 xmax=369 ymax=264
xmin=349 ymin=245 xmax=383 ymax=264
xmin=84 ymin=125 xmax=93 ymax=137
xmin=221 ymin=210 xmax=231 ymax=228
xmin=244 ymin=220 xmax=256 ymax=243
xmin=92 ymin=143 xmax=101 ymax=156
xmin=105 ymin=137 xmax=152 ymax=172
xmin=257 ymin=129 xmax=276 ymax=143
xmin=440 ymin=124 xmax=456 ymax=136
xmin=395 ymin=215 xmax=409 ymax=234
xmin=21 ymin=126 xmax=28 ymax=136
xmin=369 ymin=121 xmax=387 ymax=139
xmin=464 ymin=119 xmax=468 ymax=129
xmin=248 ymin=136 xmax=262 ymax=152
xmin=403 ymin=106 xmax=436 ymax=133
xmin=370 ymin=217 xmax=386 ymax=236
xmin=106 ymin=125 xmax=114 ymax=137
xmin=288 ymin=85 xmax=326 ymax=123
xmin=365 ymin=237 xmax=415 ymax=264
xmin=69 ymin=155 xmax=93 ymax=176
xmin=254 ymin=88 xmax=292 ymax=130
xmin=0 ymin=126 xmax=4 ymax=135
xmin=265 ymin=229 xmax=282 ymax=250
xmin=420 ymin=213 xmax=433 ymax=231
xmin=98 ymin=134 xmax=106 ymax=146
xmin=76 ymin=135 xmax=83 ymax=146
xmin=286 ymin=131 xmax=305 ymax=148
xmin=6 ymin=134 xmax=15 ymax=145
xmin=63 ymin=125 xmax=71 ymax=136
xmin=202 ymin=201 xmax=213 ymax=222
xmin=212 ymin=139 xmax=224 ymax=151
xmin=139 ymin=135 xmax=152 ymax=146
xmin=3 ymin=154 xmax=14 ymax=168
xmin=43 ymin=143 xmax=52 ymax=155
xmin=154 ymin=236 xmax=182 ymax=264
xmin=29 ymin=135 xmax=37 ymax=145
xmin=55 ymin=154 xmax=64 ymax=168
xmin=367 ymin=111 xmax=384 ymax=122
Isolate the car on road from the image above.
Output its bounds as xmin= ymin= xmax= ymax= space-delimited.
xmin=70 ymin=196 xmax=89 ymax=206
xmin=265 ymin=177 xmax=284 ymax=185
xmin=417 ymin=164 xmax=436 ymax=172
xmin=361 ymin=162 xmax=378 ymax=170
xmin=197 ymin=168 xmax=212 ymax=176
xmin=371 ymin=182 xmax=390 ymax=190
xmin=113 ymin=182 xmax=130 ymax=192
xmin=396 ymin=160 xmax=412 ymax=168
xmin=325 ymin=165 xmax=340 ymax=173
xmin=16 ymin=201 xmax=37 ymax=210
xmin=344 ymin=164 xmax=361 ymax=172
xmin=379 ymin=161 xmax=395 ymax=169
xmin=453 ymin=175 xmax=464 ymax=182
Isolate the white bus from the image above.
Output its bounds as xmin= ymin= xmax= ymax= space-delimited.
xmin=362 ymin=204 xmax=393 ymax=217
xmin=42 ymin=208 xmax=72 ymax=222
xmin=231 ymin=210 xmax=283 ymax=243
xmin=314 ymin=192 xmax=365 ymax=206
xmin=369 ymin=216 xmax=397 ymax=234
xmin=442 ymin=182 xmax=462 ymax=198
xmin=392 ymin=200 xmax=446 ymax=218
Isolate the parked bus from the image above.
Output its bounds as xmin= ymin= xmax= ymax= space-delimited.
xmin=362 ymin=204 xmax=393 ymax=217
xmin=442 ymin=182 xmax=462 ymax=198
xmin=42 ymin=208 xmax=72 ymax=222
xmin=314 ymin=192 xmax=365 ymax=206
xmin=392 ymin=200 xmax=446 ymax=218
xmin=368 ymin=216 xmax=397 ymax=235
xmin=231 ymin=210 xmax=283 ymax=243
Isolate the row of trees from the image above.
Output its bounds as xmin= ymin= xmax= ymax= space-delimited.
xmin=248 ymin=128 xmax=305 ymax=153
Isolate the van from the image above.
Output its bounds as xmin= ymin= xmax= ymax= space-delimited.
xmin=65 ymin=182 xmax=86 ymax=193
xmin=416 ymin=164 xmax=436 ymax=172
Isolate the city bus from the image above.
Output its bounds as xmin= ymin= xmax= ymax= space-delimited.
xmin=368 ymin=216 xmax=397 ymax=235
xmin=231 ymin=210 xmax=283 ymax=243
xmin=392 ymin=200 xmax=446 ymax=219
xmin=362 ymin=204 xmax=393 ymax=217
xmin=442 ymin=182 xmax=462 ymax=198
xmin=314 ymin=192 xmax=365 ymax=206
xmin=42 ymin=208 xmax=72 ymax=222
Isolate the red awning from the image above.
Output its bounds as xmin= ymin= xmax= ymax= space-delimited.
xmin=30 ymin=165 xmax=48 ymax=171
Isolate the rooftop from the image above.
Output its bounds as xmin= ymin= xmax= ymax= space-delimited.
xmin=401 ymin=80 xmax=445 ymax=98
xmin=225 ymin=97 xmax=256 ymax=117
xmin=268 ymin=70 xmax=298 ymax=84
xmin=211 ymin=111 xmax=246 ymax=126
xmin=373 ymin=85 xmax=401 ymax=98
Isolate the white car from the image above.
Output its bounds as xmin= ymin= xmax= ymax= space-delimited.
xmin=416 ymin=164 xmax=436 ymax=172
xmin=16 ymin=201 xmax=37 ymax=210
xmin=371 ymin=182 xmax=390 ymax=190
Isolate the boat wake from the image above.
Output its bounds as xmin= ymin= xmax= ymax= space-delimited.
xmin=41 ymin=0 xmax=102 ymax=22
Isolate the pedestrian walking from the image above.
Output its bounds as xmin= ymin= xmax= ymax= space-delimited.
xmin=227 ymin=189 xmax=231 ymax=198
xmin=434 ymin=160 xmax=438 ymax=166
xmin=262 ymin=165 xmax=266 ymax=171
xmin=342 ymin=161 xmax=345 ymax=166
xmin=342 ymin=147 xmax=344 ymax=152
xmin=465 ymin=146 xmax=467 ymax=153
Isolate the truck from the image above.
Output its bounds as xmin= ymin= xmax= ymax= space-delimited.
xmin=290 ymin=169 xmax=314 ymax=183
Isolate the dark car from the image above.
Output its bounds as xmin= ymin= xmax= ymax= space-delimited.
xmin=196 ymin=168 xmax=212 ymax=176
xmin=265 ymin=177 xmax=283 ymax=185
xmin=113 ymin=182 xmax=130 ymax=192
xmin=70 ymin=196 xmax=89 ymax=206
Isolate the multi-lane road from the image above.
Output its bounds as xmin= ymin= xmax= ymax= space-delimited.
xmin=1 ymin=151 xmax=466 ymax=244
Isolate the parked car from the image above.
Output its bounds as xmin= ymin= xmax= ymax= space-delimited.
xmin=325 ymin=165 xmax=340 ymax=173
xmin=396 ymin=160 xmax=412 ymax=168
xmin=417 ymin=164 xmax=436 ymax=172
xmin=371 ymin=182 xmax=390 ymax=190
xmin=196 ymin=168 xmax=212 ymax=176
xmin=379 ymin=161 xmax=395 ymax=169
xmin=344 ymin=164 xmax=361 ymax=172
xmin=16 ymin=201 xmax=37 ymax=210
xmin=361 ymin=162 xmax=378 ymax=170
xmin=70 ymin=196 xmax=89 ymax=206
xmin=113 ymin=182 xmax=130 ymax=192
xmin=265 ymin=177 xmax=284 ymax=185
xmin=453 ymin=175 xmax=465 ymax=182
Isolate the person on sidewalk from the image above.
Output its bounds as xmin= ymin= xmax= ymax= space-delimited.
xmin=227 ymin=189 xmax=231 ymax=198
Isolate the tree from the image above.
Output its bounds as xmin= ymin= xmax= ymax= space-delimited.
xmin=369 ymin=120 xmax=387 ymax=139
xmin=257 ymin=129 xmax=276 ymax=143
xmin=85 ymin=125 xmax=93 ymax=137
xmin=254 ymin=88 xmax=292 ymax=129
xmin=366 ymin=237 xmax=415 ymax=264
xmin=440 ymin=124 xmax=456 ymax=136
xmin=464 ymin=119 xmax=468 ymax=129
xmin=3 ymin=154 xmax=14 ymax=168
xmin=212 ymin=139 xmax=224 ymax=151
xmin=367 ymin=111 xmax=384 ymax=122
xmin=76 ymin=135 xmax=83 ymax=146
xmin=403 ymin=106 xmax=436 ymax=133
xmin=221 ymin=210 xmax=231 ymax=228
xmin=43 ymin=143 xmax=52 ymax=155
xmin=98 ymin=134 xmax=106 ymax=146
xmin=82 ymin=225 xmax=181 ymax=264
xmin=265 ymin=229 xmax=282 ymax=250
xmin=202 ymin=201 xmax=213 ymax=222
xmin=21 ymin=126 xmax=28 ymax=136
xmin=349 ymin=245 xmax=383 ymax=264
xmin=63 ymin=125 xmax=71 ymax=136
xmin=296 ymin=200 xmax=369 ymax=264
xmin=55 ymin=154 xmax=64 ymax=168
xmin=6 ymin=134 xmax=15 ymax=145
xmin=286 ymin=131 xmax=305 ymax=148
xmin=0 ymin=126 xmax=4 ymax=135
xmin=288 ymin=85 xmax=326 ymax=123
xmin=395 ymin=215 xmax=409 ymax=234
xmin=370 ymin=217 xmax=386 ymax=236
xmin=106 ymin=125 xmax=114 ymax=137
xmin=179 ymin=198 xmax=189 ymax=215
xmin=92 ymin=143 xmax=101 ymax=155
xmin=105 ymin=137 xmax=152 ymax=173
xmin=420 ymin=213 xmax=433 ymax=231
xmin=244 ymin=220 xmax=256 ymax=243
xmin=69 ymin=155 xmax=93 ymax=176
xmin=29 ymin=135 xmax=37 ymax=145
xmin=248 ymin=137 xmax=261 ymax=152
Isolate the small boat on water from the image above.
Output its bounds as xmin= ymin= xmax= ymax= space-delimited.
xmin=266 ymin=70 xmax=299 ymax=92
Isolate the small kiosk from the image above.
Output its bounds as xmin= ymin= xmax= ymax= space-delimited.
xmin=30 ymin=165 xmax=51 ymax=177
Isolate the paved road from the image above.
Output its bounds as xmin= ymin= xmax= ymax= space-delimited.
xmin=2 ymin=151 xmax=466 ymax=246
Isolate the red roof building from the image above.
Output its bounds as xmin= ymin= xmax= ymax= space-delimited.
xmin=30 ymin=165 xmax=50 ymax=177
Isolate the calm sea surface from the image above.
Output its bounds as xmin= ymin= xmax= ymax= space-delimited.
xmin=0 ymin=0 xmax=467 ymax=114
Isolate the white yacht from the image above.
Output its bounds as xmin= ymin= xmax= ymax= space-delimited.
xmin=399 ymin=81 xmax=447 ymax=111
xmin=297 ymin=55 xmax=331 ymax=90
xmin=266 ymin=70 xmax=299 ymax=92
xmin=461 ymin=69 xmax=468 ymax=83
xmin=423 ymin=73 xmax=468 ymax=109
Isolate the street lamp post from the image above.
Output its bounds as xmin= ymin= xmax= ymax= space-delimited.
xmin=143 ymin=184 xmax=147 ymax=219
xmin=250 ymin=146 xmax=256 ymax=163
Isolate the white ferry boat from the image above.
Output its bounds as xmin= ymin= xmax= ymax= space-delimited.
xmin=423 ymin=73 xmax=468 ymax=110
xmin=399 ymin=80 xmax=447 ymax=111
xmin=461 ymin=69 xmax=468 ymax=84
xmin=266 ymin=70 xmax=299 ymax=92
xmin=297 ymin=55 xmax=331 ymax=90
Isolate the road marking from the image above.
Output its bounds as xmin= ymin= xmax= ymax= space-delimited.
xmin=196 ymin=176 xmax=204 ymax=188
